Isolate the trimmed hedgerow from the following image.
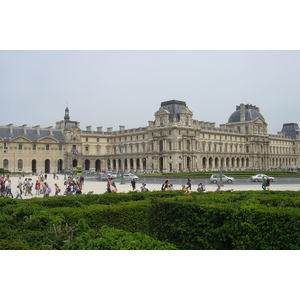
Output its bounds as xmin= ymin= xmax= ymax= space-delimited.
xmin=147 ymin=196 xmax=300 ymax=250
xmin=1 ymin=190 xmax=300 ymax=249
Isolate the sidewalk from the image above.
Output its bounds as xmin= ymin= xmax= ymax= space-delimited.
xmin=3 ymin=175 xmax=300 ymax=199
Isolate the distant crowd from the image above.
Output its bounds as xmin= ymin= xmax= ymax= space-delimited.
xmin=0 ymin=174 xmax=85 ymax=199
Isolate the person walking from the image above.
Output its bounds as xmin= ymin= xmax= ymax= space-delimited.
xmin=5 ymin=179 xmax=13 ymax=198
xmin=35 ymin=180 xmax=41 ymax=196
xmin=266 ymin=177 xmax=271 ymax=190
xmin=18 ymin=177 xmax=23 ymax=190
xmin=131 ymin=178 xmax=136 ymax=191
xmin=187 ymin=178 xmax=192 ymax=190
xmin=262 ymin=176 xmax=266 ymax=190
xmin=15 ymin=185 xmax=23 ymax=199
xmin=44 ymin=183 xmax=51 ymax=197
xmin=54 ymin=183 xmax=61 ymax=196
xmin=106 ymin=178 xmax=112 ymax=193
xmin=0 ymin=181 xmax=5 ymax=197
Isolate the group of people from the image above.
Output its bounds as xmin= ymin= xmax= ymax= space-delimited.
xmin=0 ymin=174 xmax=86 ymax=199
xmin=64 ymin=176 xmax=84 ymax=196
xmin=105 ymin=178 xmax=117 ymax=193
xmin=0 ymin=176 xmax=13 ymax=198
xmin=160 ymin=178 xmax=207 ymax=194
xmin=0 ymin=175 xmax=53 ymax=199
xmin=130 ymin=178 xmax=149 ymax=192
xmin=161 ymin=180 xmax=174 ymax=191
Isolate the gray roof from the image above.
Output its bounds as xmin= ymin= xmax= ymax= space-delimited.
xmin=281 ymin=123 xmax=299 ymax=139
xmin=228 ymin=108 xmax=265 ymax=123
xmin=161 ymin=100 xmax=187 ymax=123
xmin=0 ymin=126 xmax=65 ymax=142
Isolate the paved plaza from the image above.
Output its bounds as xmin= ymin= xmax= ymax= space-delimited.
xmin=2 ymin=175 xmax=300 ymax=199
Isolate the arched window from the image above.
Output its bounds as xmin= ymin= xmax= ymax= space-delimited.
xmin=187 ymin=140 xmax=191 ymax=151
xmin=159 ymin=140 xmax=164 ymax=152
xmin=18 ymin=159 xmax=23 ymax=171
xmin=3 ymin=159 xmax=9 ymax=170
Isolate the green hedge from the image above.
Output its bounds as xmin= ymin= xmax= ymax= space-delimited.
xmin=62 ymin=225 xmax=176 ymax=250
xmin=1 ymin=190 xmax=300 ymax=249
xmin=147 ymin=194 xmax=300 ymax=249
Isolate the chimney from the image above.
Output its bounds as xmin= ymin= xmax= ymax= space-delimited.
xmin=119 ymin=125 xmax=125 ymax=131
xmin=22 ymin=124 xmax=27 ymax=135
xmin=240 ymin=104 xmax=246 ymax=122
xmin=34 ymin=125 xmax=41 ymax=135
xmin=47 ymin=126 xmax=53 ymax=136
xmin=97 ymin=126 xmax=103 ymax=132
xmin=107 ymin=127 xmax=113 ymax=133
xmin=7 ymin=123 xmax=13 ymax=134
xmin=86 ymin=126 xmax=92 ymax=131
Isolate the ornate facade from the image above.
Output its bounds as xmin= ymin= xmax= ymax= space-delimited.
xmin=1 ymin=100 xmax=300 ymax=174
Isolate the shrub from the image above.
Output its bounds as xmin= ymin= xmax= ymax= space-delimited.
xmin=63 ymin=225 xmax=177 ymax=250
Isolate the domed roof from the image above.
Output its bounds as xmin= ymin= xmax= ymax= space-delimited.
xmin=228 ymin=104 xmax=265 ymax=123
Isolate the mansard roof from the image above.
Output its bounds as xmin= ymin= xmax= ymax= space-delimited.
xmin=0 ymin=126 xmax=65 ymax=142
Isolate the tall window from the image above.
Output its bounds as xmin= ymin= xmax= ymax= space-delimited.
xmin=3 ymin=159 xmax=9 ymax=170
xmin=187 ymin=140 xmax=191 ymax=151
xmin=18 ymin=159 xmax=23 ymax=171
xmin=96 ymin=146 xmax=100 ymax=155
xmin=18 ymin=143 xmax=22 ymax=153
xmin=159 ymin=140 xmax=164 ymax=152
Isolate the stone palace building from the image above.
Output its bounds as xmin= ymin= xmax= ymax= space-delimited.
xmin=0 ymin=100 xmax=299 ymax=174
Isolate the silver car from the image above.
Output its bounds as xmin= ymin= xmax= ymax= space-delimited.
xmin=96 ymin=173 xmax=109 ymax=181
xmin=107 ymin=172 xmax=118 ymax=179
xmin=210 ymin=174 xmax=235 ymax=184
xmin=250 ymin=174 xmax=275 ymax=182
xmin=122 ymin=173 xmax=139 ymax=181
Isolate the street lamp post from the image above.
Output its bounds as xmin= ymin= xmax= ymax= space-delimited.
xmin=218 ymin=139 xmax=223 ymax=185
xmin=120 ymin=144 xmax=125 ymax=185
xmin=63 ymin=153 xmax=68 ymax=180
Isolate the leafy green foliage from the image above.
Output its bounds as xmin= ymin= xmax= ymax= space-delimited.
xmin=1 ymin=190 xmax=300 ymax=249
xmin=63 ymin=225 xmax=177 ymax=250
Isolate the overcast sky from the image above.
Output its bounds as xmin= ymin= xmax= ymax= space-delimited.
xmin=2 ymin=0 xmax=300 ymax=296
xmin=1 ymin=50 xmax=300 ymax=134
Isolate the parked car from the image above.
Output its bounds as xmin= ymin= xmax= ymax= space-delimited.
xmin=210 ymin=174 xmax=235 ymax=184
xmin=96 ymin=172 xmax=109 ymax=181
xmin=107 ymin=172 xmax=118 ymax=179
xmin=122 ymin=173 xmax=139 ymax=181
xmin=250 ymin=174 xmax=275 ymax=182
